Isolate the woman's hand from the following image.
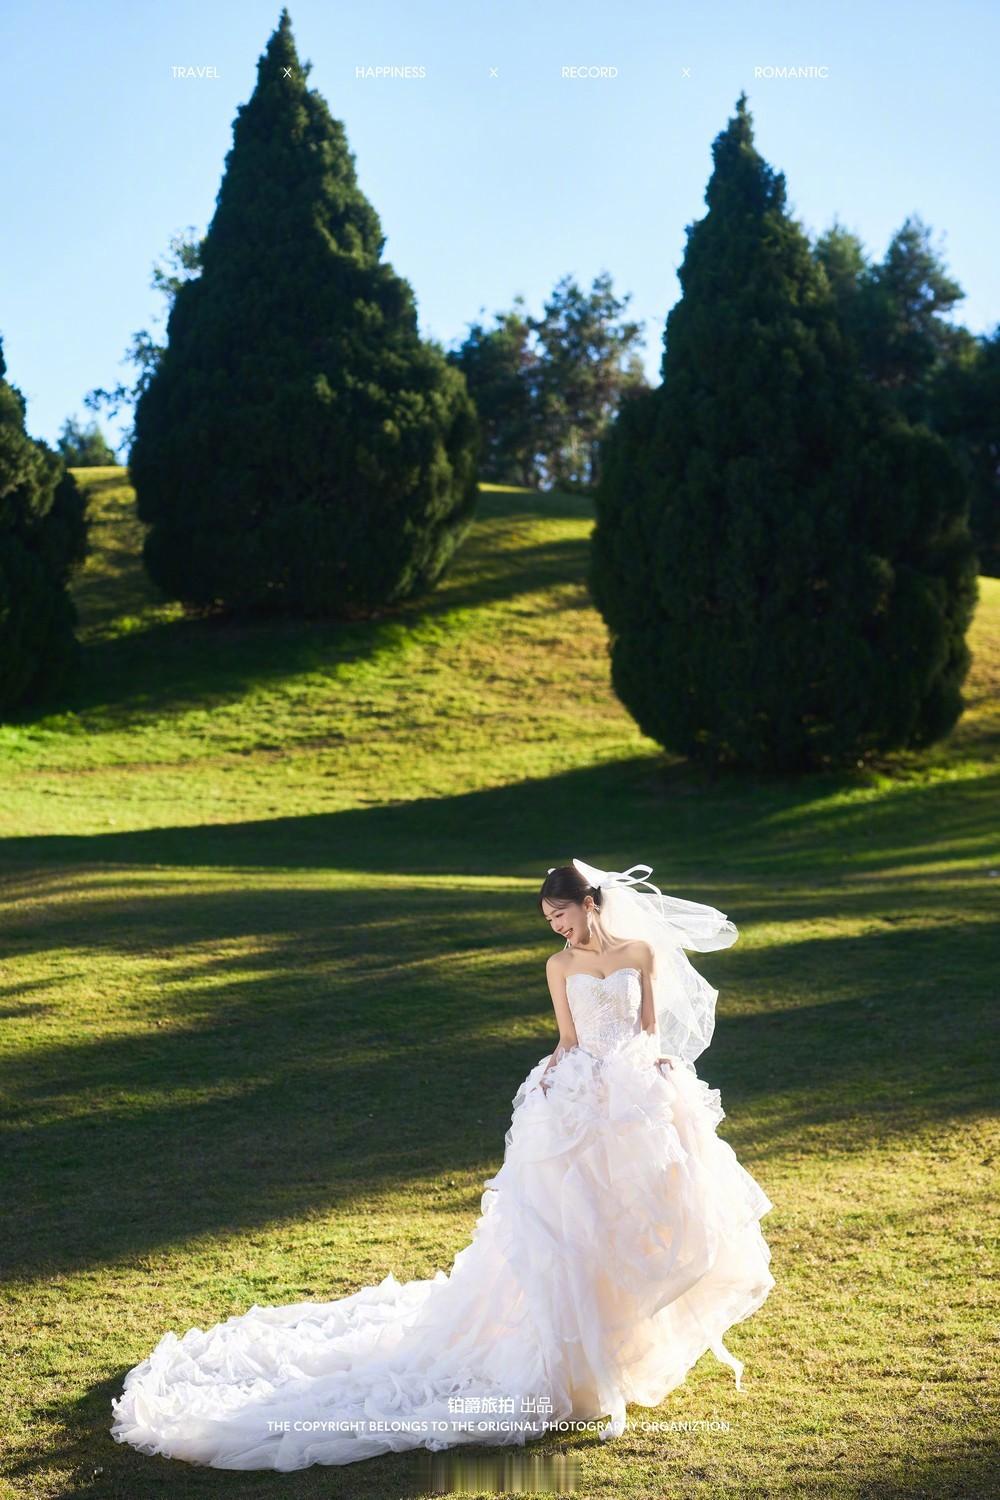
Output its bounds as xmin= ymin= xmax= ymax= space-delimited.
xmin=655 ymin=1055 xmax=677 ymax=1075
xmin=539 ymin=1040 xmax=576 ymax=1096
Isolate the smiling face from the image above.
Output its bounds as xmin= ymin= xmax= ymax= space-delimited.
xmin=541 ymin=895 xmax=593 ymax=946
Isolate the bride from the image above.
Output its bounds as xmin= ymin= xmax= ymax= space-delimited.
xmin=110 ymin=858 xmax=774 ymax=1471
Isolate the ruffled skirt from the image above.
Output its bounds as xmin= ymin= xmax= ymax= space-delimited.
xmin=110 ymin=1032 xmax=774 ymax=1470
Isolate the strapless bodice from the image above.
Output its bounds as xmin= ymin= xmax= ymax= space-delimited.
xmin=566 ymin=966 xmax=649 ymax=1057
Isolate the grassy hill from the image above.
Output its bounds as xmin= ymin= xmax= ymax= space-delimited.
xmin=1 ymin=468 xmax=997 ymax=1498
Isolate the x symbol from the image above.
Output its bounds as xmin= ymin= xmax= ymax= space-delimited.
xmin=489 ymin=66 xmax=499 ymax=78
xmin=282 ymin=66 xmax=293 ymax=78
xmin=681 ymin=66 xmax=691 ymax=77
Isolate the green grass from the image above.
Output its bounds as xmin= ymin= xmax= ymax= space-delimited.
xmin=1 ymin=466 xmax=997 ymax=1499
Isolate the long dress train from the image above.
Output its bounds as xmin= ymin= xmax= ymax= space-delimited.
xmin=110 ymin=965 xmax=774 ymax=1470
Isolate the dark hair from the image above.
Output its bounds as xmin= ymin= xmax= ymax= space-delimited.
xmin=537 ymin=864 xmax=604 ymax=917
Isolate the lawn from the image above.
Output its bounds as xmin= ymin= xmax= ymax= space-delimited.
xmin=1 ymin=468 xmax=997 ymax=1498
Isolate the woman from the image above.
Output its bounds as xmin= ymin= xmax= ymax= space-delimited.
xmin=110 ymin=858 xmax=774 ymax=1471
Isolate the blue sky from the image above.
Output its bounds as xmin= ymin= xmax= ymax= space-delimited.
xmin=2 ymin=0 xmax=997 ymax=451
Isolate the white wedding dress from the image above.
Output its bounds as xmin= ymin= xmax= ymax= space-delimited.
xmin=110 ymin=966 xmax=774 ymax=1471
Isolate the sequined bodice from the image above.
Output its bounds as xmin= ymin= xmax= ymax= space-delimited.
xmin=566 ymin=966 xmax=645 ymax=1057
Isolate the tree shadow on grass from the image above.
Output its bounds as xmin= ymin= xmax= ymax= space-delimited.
xmin=2 ymin=753 xmax=997 ymax=887
xmin=1 ymin=872 xmax=994 ymax=1284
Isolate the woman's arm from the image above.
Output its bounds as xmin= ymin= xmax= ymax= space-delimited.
xmin=539 ymin=955 xmax=578 ymax=1094
xmin=637 ymin=941 xmax=658 ymax=1038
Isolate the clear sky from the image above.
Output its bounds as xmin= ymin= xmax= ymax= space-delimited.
xmin=2 ymin=0 xmax=997 ymax=451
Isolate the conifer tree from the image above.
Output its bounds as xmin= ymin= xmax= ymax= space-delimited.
xmin=591 ymin=94 xmax=977 ymax=772
xmin=931 ymin=324 xmax=1000 ymax=578
xmin=130 ymin=10 xmax=478 ymax=616
xmin=0 ymin=340 xmax=87 ymax=715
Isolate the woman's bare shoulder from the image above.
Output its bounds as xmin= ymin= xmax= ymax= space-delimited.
xmin=632 ymin=938 xmax=655 ymax=969
xmin=547 ymin=941 xmax=653 ymax=974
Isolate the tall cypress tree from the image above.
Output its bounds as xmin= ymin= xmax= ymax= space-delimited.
xmin=0 ymin=339 xmax=87 ymax=716
xmin=931 ymin=324 xmax=1000 ymax=579
xmin=591 ymin=93 xmax=977 ymax=772
xmin=130 ymin=10 xmax=479 ymax=616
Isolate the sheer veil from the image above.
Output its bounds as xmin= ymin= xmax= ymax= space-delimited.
xmin=568 ymin=858 xmax=739 ymax=1064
